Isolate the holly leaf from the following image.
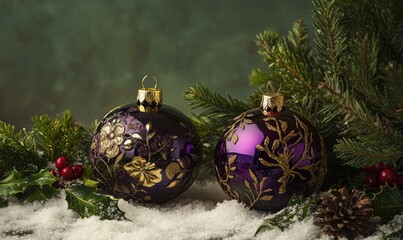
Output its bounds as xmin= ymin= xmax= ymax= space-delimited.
xmin=254 ymin=195 xmax=317 ymax=236
xmin=65 ymin=184 xmax=125 ymax=220
xmin=26 ymin=169 xmax=58 ymax=187
xmin=0 ymin=169 xmax=57 ymax=197
xmin=23 ymin=185 xmax=60 ymax=203
xmin=83 ymin=178 xmax=99 ymax=187
xmin=0 ymin=169 xmax=28 ymax=196
xmin=372 ymin=186 xmax=403 ymax=221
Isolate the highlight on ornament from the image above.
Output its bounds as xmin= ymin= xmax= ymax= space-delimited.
xmin=90 ymin=75 xmax=202 ymax=203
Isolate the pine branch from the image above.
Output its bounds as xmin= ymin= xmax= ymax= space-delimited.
xmin=0 ymin=111 xmax=92 ymax=174
xmin=335 ymin=138 xmax=403 ymax=167
xmin=184 ymin=84 xmax=251 ymax=118
xmin=0 ymin=122 xmax=45 ymax=173
xmin=249 ymin=68 xmax=279 ymax=88
xmin=255 ymin=20 xmax=316 ymax=94
xmin=320 ymin=80 xmax=402 ymax=143
xmin=366 ymin=0 xmax=403 ymax=62
xmin=32 ymin=110 xmax=90 ymax=164
xmin=188 ymin=115 xmax=221 ymax=177
xmin=251 ymin=20 xmax=329 ymax=130
xmin=313 ymin=0 xmax=348 ymax=91
xmin=0 ymin=122 xmax=32 ymax=150
xmin=350 ymin=35 xmax=389 ymax=110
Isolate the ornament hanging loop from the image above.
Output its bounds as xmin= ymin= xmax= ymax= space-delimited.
xmin=260 ymin=93 xmax=285 ymax=115
xmin=142 ymin=75 xmax=158 ymax=89
xmin=137 ymin=75 xmax=162 ymax=112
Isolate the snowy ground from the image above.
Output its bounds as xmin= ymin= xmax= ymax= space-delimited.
xmin=0 ymin=181 xmax=399 ymax=240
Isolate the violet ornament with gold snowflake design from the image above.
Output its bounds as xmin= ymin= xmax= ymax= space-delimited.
xmin=99 ymin=122 xmax=125 ymax=159
xmin=124 ymin=156 xmax=162 ymax=187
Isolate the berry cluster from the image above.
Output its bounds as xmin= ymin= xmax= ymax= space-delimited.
xmin=50 ymin=156 xmax=83 ymax=188
xmin=364 ymin=162 xmax=403 ymax=191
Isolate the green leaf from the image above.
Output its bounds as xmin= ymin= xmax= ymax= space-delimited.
xmin=24 ymin=185 xmax=60 ymax=203
xmin=0 ymin=170 xmax=29 ymax=196
xmin=27 ymin=169 xmax=58 ymax=187
xmin=65 ymin=184 xmax=125 ymax=220
xmin=372 ymin=186 xmax=403 ymax=221
xmin=254 ymin=195 xmax=317 ymax=236
xmin=0 ymin=197 xmax=8 ymax=208
xmin=83 ymin=178 xmax=99 ymax=187
xmin=0 ymin=169 xmax=57 ymax=197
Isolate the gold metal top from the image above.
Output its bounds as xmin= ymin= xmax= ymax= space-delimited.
xmin=137 ymin=75 xmax=162 ymax=112
xmin=260 ymin=93 xmax=285 ymax=115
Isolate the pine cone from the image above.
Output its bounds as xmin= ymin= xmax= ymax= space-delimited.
xmin=314 ymin=188 xmax=373 ymax=239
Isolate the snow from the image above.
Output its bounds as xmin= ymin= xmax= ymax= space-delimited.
xmin=0 ymin=181 xmax=398 ymax=240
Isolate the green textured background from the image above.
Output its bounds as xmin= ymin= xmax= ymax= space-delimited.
xmin=0 ymin=0 xmax=311 ymax=129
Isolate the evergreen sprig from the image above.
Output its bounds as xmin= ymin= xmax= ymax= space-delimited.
xmin=185 ymin=0 xmax=403 ymax=185
xmin=32 ymin=110 xmax=91 ymax=164
xmin=0 ymin=110 xmax=92 ymax=175
xmin=255 ymin=195 xmax=317 ymax=236
xmin=0 ymin=122 xmax=45 ymax=173
xmin=184 ymin=84 xmax=252 ymax=173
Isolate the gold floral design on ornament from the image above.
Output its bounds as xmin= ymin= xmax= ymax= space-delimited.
xmin=165 ymin=159 xmax=187 ymax=188
xmin=215 ymin=154 xmax=240 ymax=201
xmin=243 ymin=169 xmax=273 ymax=208
xmin=124 ymin=156 xmax=162 ymax=187
xmin=256 ymin=115 xmax=325 ymax=195
xmin=224 ymin=112 xmax=254 ymax=145
xmin=90 ymin=138 xmax=98 ymax=152
xmin=99 ymin=121 xmax=125 ymax=159
xmin=215 ymin=154 xmax=273 ymax=209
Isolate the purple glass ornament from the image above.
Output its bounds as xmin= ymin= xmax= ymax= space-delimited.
xmin=90 ymin=77 xmax=202 ymax=203
xmin=214 ymin=93 xmax=326 ymax=212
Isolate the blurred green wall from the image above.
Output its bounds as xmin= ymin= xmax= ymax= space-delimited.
xmin=0 ymin=0 xmax=311 ymax=128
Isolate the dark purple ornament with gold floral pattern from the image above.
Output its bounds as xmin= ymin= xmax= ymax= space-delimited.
xmin=214 ymin=93 xmax=326 ymax=212
xmin=90 ymin=76 xmax=202 ymax=203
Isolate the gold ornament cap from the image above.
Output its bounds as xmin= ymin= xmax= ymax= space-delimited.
xmin=260 ymin=93 xmax=285 ymax=115
xmin=136 ymin=75 xmax=162 ymax=112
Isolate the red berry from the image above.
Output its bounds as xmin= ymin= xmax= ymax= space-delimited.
xmin=51 ymin=181 xmax=63 ymax=189
xmin=60 ymin=166 xmax=75 ymax=180
xmin=72 ymin=164 xmax=84 ymax=179
xmin=364 ymin=165 xmax=376 ymax=174
xmin=55 ymin=156 xmax=69 ymax=171
xmin=365 ymin=174 xmax=380 ymax=188
xmin=384 ymin=162 xmax=392 ymax=170
xmin=396 ymin=174 xmax=403 ymax=190
xmin=373 ymin=162 xmax=385 ymax=174
xmin=379 ymin=169 xmax=397 ymax=186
